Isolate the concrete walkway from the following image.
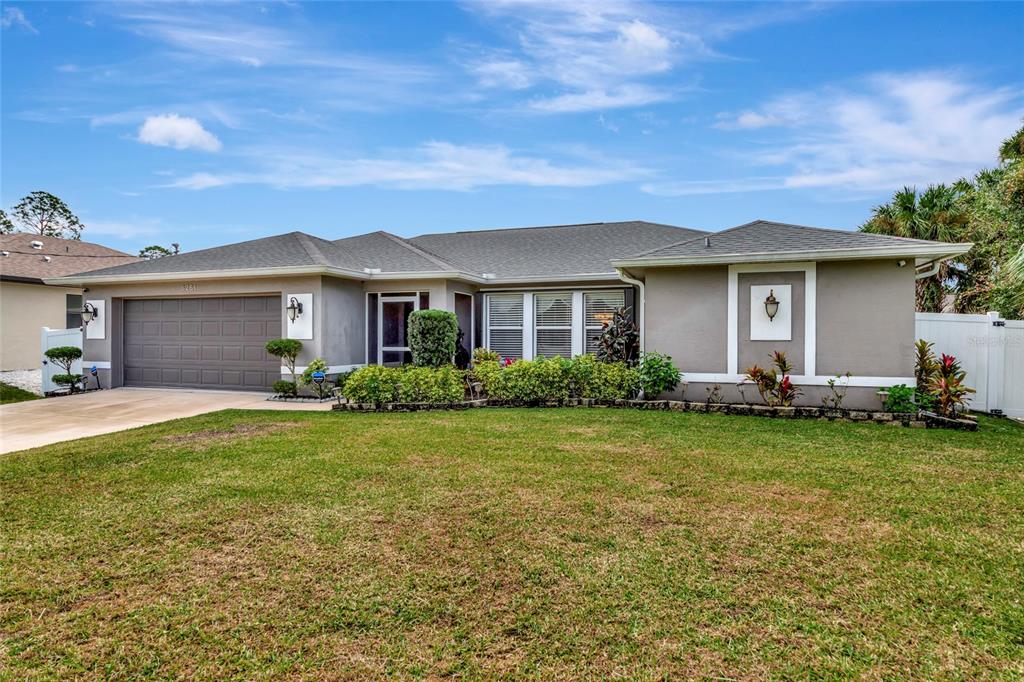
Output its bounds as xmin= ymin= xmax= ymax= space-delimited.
xmin=0 ymin=387 xmax=333 ymax=454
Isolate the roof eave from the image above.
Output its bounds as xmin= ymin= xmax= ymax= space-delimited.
xmin=610 ymin=243 xmax=974 ymax=268
xmin=44 ymin=264 xmax=371 ymax=286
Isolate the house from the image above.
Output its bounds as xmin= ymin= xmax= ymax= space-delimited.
xmin=0 ymin=233 xmax=140 ymax=371
xmin=46 ymin=220 xmax=970 ymax=408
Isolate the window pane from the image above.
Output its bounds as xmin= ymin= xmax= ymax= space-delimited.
xmin=534 ymin=293 xmax=572 ymax=327
xmin=585 ymin=290 xmax=623 ymax=328
xmin=585 ymin=329 xmax=604 ymax=355
xmin=488 ymin=329 xmax=522 ymax=360
xmin=66 ymin=313 xmax=82 ymax=329
xmin=487 ymin=294 xmax=523 ymax=327
xmin=536 ymin=329 xmax=572 ymax=359
xmin=66 ymin=294 xmax=83 ymax=311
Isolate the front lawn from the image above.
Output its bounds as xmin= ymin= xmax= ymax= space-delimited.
xmin=2 ymin=410 xmax=1022 ymax=679
xmin=0 ymin=381 xmax=40 ymax=404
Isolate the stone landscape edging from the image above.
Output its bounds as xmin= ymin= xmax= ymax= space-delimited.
xmin=332 ymin=397 xmax=979 ymax=430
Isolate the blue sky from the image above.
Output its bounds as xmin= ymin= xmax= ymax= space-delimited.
xmin=2 ymin=1 xmax=1022 ymax=253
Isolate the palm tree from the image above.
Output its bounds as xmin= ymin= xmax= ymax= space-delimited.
xmin=861 ymin=185 xmax=970 ymax=312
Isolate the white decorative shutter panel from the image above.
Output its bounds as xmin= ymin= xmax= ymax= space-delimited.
xmin=584 ymin=290 xmax=624 ymax=354
xmin=487 ymin=294 xmax=524 ymax=359
xmin=534 ymin=293 xmax=573 ymax=359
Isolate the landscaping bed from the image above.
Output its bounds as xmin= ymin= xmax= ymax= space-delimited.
xmin=333 ymin=396 xmax=978 ymax=429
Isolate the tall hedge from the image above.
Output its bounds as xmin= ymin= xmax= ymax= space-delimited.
xmin=408 ymin=309 xmax=458 ymax=368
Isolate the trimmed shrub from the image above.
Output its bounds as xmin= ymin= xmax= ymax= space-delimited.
xmin=266 ymin=338 xmax=303 ymax=385
xmin=408 ymin=310 xmax=458 ymax=368
xmin=341 ymin=365 xmax=465 ymax=405
xmin=883 ymin=384 xmax=916 ymax=413
xmin=45 ymin=346 xmax=84 ymax=393
xmin=273 ymin=380 xmax=297 ymax=397
xmin=567 ymin=354 xmax=639 ymax=400
xmin=396 ymin=366 xmax=465 ymax=403
xmin=485 ymin=356 xmax=570 ymax=404
xmin=636 ymin=352 xmax=680 ymax=398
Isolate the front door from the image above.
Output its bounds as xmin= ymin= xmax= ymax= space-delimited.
xmin=379 ymin=295 xmax=418 ymax=365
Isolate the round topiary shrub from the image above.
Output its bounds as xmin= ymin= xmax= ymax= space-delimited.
xmin=273 ymin=380 xmax=297 ymax=397
xmin=408 ymin=310 xmax=458 ymax=368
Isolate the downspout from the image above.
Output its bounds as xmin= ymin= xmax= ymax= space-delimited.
xmin=615 ymin=267 xmax=645 ymax=353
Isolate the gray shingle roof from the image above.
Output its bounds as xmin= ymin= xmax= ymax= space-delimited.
xmin=409 ymin=221 xmax=706 ymax=277
xmin=621 ymin=220 xmax=958 ymax=262
xmin=0 ymin=233 xmax=139 ymax=282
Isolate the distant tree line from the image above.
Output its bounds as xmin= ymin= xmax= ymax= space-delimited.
xmin=861 ymin=124 xmax=1024 ymax=317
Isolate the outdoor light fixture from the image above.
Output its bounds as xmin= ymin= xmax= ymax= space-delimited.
xmin=81 ymin=302 xmax=99 ymax=325
xmin=763 ymin=289 xmax=780 ymax=321
xmin=286 ymin=296 xmax=304 ymax=322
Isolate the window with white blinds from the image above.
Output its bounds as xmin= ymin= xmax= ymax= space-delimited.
xmin=486 ymin=294 xmax=524 ymax=359
xmin=534 ymin=292 xmax=573 ymax=359
xmin=584 ymin=290 xmax=625 ymax=354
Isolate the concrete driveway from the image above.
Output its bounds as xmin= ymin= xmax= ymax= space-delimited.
xmin=0 ymin=388 xmax=333 ymax=454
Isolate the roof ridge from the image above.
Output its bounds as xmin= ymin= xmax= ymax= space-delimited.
xmin=377 ymin=231 xmax=464 ymax=271
xmin=293 ymin=232 xmax=335 ymax=266
xmin=747 ymin=219 xmax=953 ymax=245
xmin=625 ymin=222 xmax=751 ymax=259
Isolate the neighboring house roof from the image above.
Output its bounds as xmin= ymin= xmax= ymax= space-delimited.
xmin=45 ymin=218 xmax=972 ymax=286
xmin=0 ymin=233 xmax=139 ymax=284
xmin=611 ymin=220 xmax=971 ymax=267
xmin=409 ymin=221 xmax=706 ymax=278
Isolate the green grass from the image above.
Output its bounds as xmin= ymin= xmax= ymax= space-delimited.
xmin=0 ymin=381 xmax=40 ymax=404
xmin=2 ymin=410 xmax=1022 ymax=680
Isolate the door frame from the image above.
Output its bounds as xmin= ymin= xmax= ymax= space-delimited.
xmin=378 ymin=293 xmax=419 ymax=364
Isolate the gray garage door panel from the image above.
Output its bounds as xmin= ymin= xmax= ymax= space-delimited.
xmin=123 ymin=296 xmax=281 ymax=391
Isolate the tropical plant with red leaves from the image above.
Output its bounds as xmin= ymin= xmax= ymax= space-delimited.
xmin=743 ymin=351 xmax=802 ymax=406
xmin=928 ymin=353 xmax=975 ymax=416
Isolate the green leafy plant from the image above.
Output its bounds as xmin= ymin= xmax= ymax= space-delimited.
xmin=408 ymin=310 xmax=458 ymax=368
xmin=273 ymin=380 xmax=297 ymax=397
xmin=265 ymin=339 xmax=302 ymax=388
xmin=822 ymin=372 xmax=852 ymax=409
xmin=566 ymin=354 xmax=638 ymax=400
xmin=44 ymin=345 xmax=83 ymax=392
xmin=744 ymin=351 xmax=802 ymax=406
xmin=342 ymin=365 xmax=464 ymax=405
xmin=299 ymin=358 xmax=331 ymax=398
xmin=472 ymin=348 xmax=500 ymax=364
xmin=883 ymin=384 xmax=917 ymax=413
xmin=928 ymin=353 xmax=975 ymax=417
xmin=595 ymin=306 xmax=639 ymax=365
xmin=914 ymin=339 xmax=938 ymax=392
xmin=636 ymin=352 xmax=680 ymax=398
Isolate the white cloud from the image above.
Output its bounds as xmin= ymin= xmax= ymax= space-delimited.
xmin=659 ymin=72 xmax=1024 ymax=196
xmin=2 ymin=6 xmax=37 ymax=33
xmin=472 ymin=59 xmax=534 ymax=90
xmin=56 ymin=64 xmax=80 ymax=73
xmin=138 ymin=114 xmax=222 ymax=152
xmin=529 ymin=85 xmax=673 ymax=113
xmin=84 ymin=218 xmax=161 ymax=239
xmin=165 ymin=141 xmax=648 ymax=191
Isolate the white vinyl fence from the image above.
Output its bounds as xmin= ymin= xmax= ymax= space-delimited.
xmin=915 ymin=312 xmax=1024 ymax=417
xmin=40 ymin=327 xmax=83 ymax=394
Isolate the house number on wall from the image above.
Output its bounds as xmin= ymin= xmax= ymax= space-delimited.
xmin=182 ymin=283 xmax=198 ymax=293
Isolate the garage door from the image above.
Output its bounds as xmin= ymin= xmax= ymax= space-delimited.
xmin=124 ymin=296 xmax=281 ymax=391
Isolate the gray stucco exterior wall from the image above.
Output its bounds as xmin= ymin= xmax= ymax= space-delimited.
xmin=320 ymin=276 xmax=366 ymax=366
xmin=737 ymin=271 xmax=805 ymax=374
xmin=645 ymin=265 xmax=728 ymax=372
xmin=816 ymin=259 xmax=915 ymax=377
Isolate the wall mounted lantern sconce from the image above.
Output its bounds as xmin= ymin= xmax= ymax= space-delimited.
xmin=81 ymin=302 xmax=99 ymax=325
xmin=764 ymin=289 xmax=780 ymax=321
xmin=286 ymin=296 xmax=304 ymax=323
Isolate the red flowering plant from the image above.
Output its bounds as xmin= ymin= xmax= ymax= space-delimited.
xmin=743 ymin=351 xmax=802 ymax=407
xmin=927 ymin=353 xmax=975 ymax=417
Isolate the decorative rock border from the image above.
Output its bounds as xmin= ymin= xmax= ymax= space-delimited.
xmin=332 ymin=397 xmax=978 ymax=430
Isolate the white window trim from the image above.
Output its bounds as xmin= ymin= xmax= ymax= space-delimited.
xmin=727 ymin=262 xmax=816 ymax=377
xmin=484 ymin=292 xmax=527 ymax=360
xmin=533 ymin=291 xmax=575 ymax=359
xmin=583 ymin=289 xmax=625 ymax=356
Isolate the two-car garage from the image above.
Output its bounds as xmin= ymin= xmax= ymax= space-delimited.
xmin=122 ymin=296 xmax=281 ymax=391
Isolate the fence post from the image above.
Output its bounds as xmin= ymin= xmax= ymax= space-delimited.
xmin=987 ymin=311 xmax=1005 ymax=416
